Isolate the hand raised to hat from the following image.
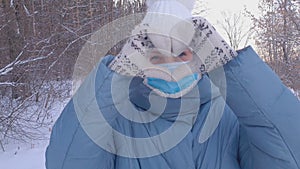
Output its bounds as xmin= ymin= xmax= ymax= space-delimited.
xmin=189 ymin=16 xmax=238 ymax=74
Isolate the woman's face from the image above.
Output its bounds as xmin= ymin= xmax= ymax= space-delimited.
xmin=148 ymin=49 xmax=193 ymax=64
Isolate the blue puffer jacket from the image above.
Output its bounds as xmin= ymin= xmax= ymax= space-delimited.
xmin=46 ymin=46 xmax=300 ymax=169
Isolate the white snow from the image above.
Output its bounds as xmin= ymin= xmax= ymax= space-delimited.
xmin=23 ymin=4 xmax=30 ymax=16
xmin=10 ymin=0 xmax=14 ymax=7
xmin=0 ymin=142 xmax=48 ymax=169
xmin=290 ymin=88 xmax=300 ymax=100
xmin=0 ymin=92 xmax=69 ymax=169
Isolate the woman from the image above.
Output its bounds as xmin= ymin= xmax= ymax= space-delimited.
xmin=46 ymin=0 xmax=300 ymax=169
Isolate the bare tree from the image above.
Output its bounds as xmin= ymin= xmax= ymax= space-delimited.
xmin=0 ymin=0 xmax=146 ymax=150
xmin=192 ymin=0 xmax=207 ymax=16
xmin=246 ymin=0 xmax=299 ymax=91
xmin=218 ymin=11 xmax=254 ymax=50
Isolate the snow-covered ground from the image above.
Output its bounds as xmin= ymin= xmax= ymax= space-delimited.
xmin=0 ymin=98 xmax=68 ymax=169
xmin=0 ymin=141 xmax=49 ymax=169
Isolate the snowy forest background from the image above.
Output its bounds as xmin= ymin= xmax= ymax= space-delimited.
xmin=0 ymin=0 xmax=299 ymax=159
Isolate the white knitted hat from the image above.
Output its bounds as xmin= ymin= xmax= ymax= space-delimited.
xmin=109 ymin=1 xmax=238 ymax=98
xmin=141 ymin=0 xmax=196 ymax=57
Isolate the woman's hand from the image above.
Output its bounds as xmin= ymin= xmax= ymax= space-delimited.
xmin=189 ymin=16 xmax=238 ymax=73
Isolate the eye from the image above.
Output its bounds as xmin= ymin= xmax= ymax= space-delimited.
xmin=149 ymin=55 xmax=162 ymax=64
xmin=178 ymin=52 xmax=186 ymax=57
xmin=150 ymin=55 xmax=160 ymax=60
xmin=176 ymin=50 xmax=193 ymax=62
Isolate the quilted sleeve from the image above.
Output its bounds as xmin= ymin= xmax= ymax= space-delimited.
xmin=209 ymin=46 xmax=300 ymax=169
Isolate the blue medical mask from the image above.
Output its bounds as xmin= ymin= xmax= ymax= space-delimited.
xmin=157 ymin=61 xmax=189 ymax=73
xmin=146 ymin=73 xmax=199 ymax=94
